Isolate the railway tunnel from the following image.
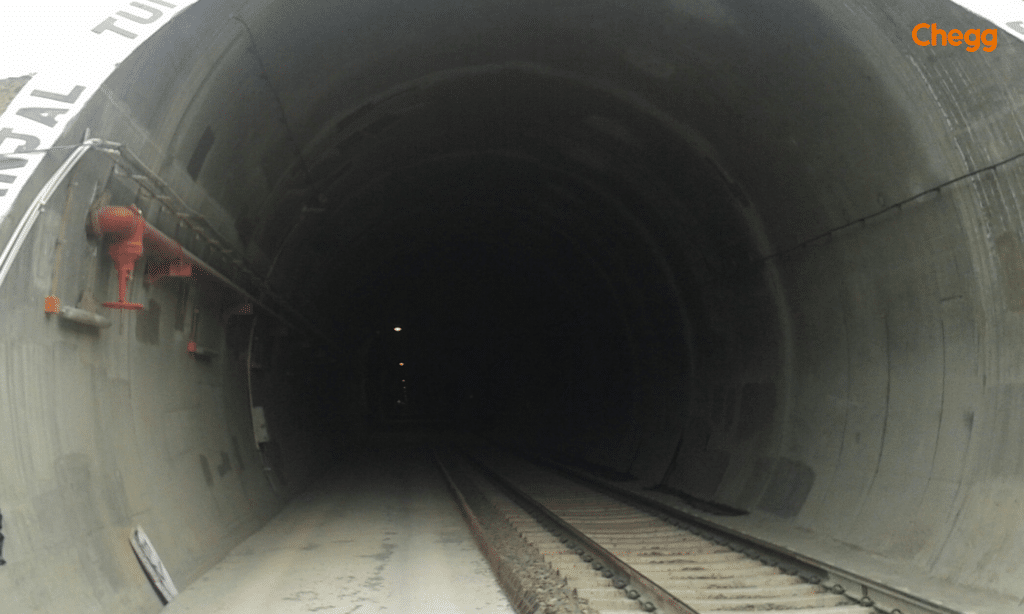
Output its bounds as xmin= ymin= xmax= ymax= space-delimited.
xmin=1 ymin=0 xmax=1023 ymax=611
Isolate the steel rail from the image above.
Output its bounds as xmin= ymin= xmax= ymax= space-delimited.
xmin=459 ymin=448 xmax=699 ymax=614
xmin=528 ymin=453 xmax=965 ymax=614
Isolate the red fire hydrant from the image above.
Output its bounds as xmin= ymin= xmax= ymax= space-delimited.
xmin=101 ymin=205 xmax=146 ymax=311
xmin=91 ymin=205 xmax=195 ymax=311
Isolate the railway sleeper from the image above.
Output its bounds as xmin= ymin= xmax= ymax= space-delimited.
xmin=552 ymin=515 xmax=667 ymax=524
xmin=651 ymin=582 xmax=830 ymax=600
xmin=631 ymin=559 xmax=769 ymax=571
xmin=525 ymin=535 xmax=730 ymax=554
xmin=607 ymin=548 xmax=740 ymax=557
xmin=653 ymin=575 xmax=807 ymax=589
xmin=676 ymin=592 xmax=857 ymax=610
xmin=613 ymin=553 xmax=753 ymax=564
xmin=593 ymin=535 xmax=723 ymax=545
xmin=544 ymin=505 xmax=655 ymax=511
xmin=466 ymin=469 xmax=645 ymax=613
xmin=569 ymin=527 xmax=702 ymax=536
xmin=468 ymin=450 xmax=894 ymax=614
xmin=641 ymin=566 xmax=795 ymax=580
xmin=710 ymin=609 xmax=875 ymax=614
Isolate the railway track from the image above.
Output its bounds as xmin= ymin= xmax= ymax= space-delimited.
xmin=437 ymin=446 xmax=942 ymax=614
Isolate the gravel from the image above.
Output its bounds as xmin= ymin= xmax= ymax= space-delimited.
xmin=440 ymin=452 xmax=601 ymax=614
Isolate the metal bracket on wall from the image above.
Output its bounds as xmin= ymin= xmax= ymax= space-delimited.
xmin=0 ymin=138 xmax=323 ymax=339
xmin=87 ymin=139 xmax=338 ymax=348
xmin=92 ymin=141 xmax=262 ymax=292
xmin=187 ymin=307 xmax=217 ymax=357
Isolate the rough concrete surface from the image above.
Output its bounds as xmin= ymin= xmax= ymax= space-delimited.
xmin=162 ymin=443 xmax=514 ymax=614
xmin=0 ymin=76 xmax=30 ymax=115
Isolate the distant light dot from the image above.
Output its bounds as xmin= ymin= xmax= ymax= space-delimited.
xmin=399 ymin=362 xmax=404 ymax=366
xmin=394 ymin=327 xmax=402 ymax=331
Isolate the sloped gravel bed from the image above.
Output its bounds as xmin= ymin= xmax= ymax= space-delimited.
xmin=438 ymin=451 xmax=601 ymax=614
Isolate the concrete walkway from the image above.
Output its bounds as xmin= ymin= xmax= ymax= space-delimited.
xmin=162 ymin=443 xmax=514 ymax=614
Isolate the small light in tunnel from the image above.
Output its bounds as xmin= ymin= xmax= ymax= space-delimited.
xmin=393 ymin=327 xmax=402 ymax=331
xmin=399 ymin=362 xmax=404 ymax=366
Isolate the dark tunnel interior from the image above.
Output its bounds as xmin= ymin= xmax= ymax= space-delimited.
xmin=328 ymin=145 xmax=658 ymax=442
xmin=264 ymin=68 xmax=755 ymax=459
xmin=265 ymin=70 xmax=721 ymax=451
xmin=3 ymin=0 xmax=1024 ymax=611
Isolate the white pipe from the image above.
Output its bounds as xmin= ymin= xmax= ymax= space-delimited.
xmin=58 ymin=306 xmax=112 ymax=328
xmin=0 ymin=139 xmax=100 ymax=293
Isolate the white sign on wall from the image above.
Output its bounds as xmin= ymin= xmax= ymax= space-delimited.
xmin=129 ymin=525 xmax=179 ymax=603
xmin=948 ymin=0 xmax=1024 ymax=43
xmin=0 ymin=0 xmax=201 ymax=222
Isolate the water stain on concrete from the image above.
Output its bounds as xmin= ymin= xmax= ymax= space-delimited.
xmin=360 ymin=542 xmax=396 ymax=591
xmin=231 ymin=435 xmax=246 ymax=471
xmin=135 ymin=299 xmax=161 ymax=345
xmin=757 ymin=458 xmax=815 ymax=518
xmin=199 ymin=454 xmax=213 ymax=486
xmin=161 ymin=445 xmax=515 ymax=613
xmin=217 ymin=451 xmax=231 ymax=477
xmin=362 ymin=541 xmax=396 ymax=563
xmin=282 ymin=589 xmax=318 ymax=601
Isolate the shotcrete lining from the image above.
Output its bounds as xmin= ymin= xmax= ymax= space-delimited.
xmin=4 ymin=0 xmax=1024 ymax=611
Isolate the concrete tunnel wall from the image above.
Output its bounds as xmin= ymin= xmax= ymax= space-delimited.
xmin=1 ymin=0 xmax=1023 ymax=611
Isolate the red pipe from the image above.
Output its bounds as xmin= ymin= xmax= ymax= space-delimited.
xmin=88 ymin=205 xmax=332 ymax=352
xmin=93 ymin=205 xmax=193 ymax=310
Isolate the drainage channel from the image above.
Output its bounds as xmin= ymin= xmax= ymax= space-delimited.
xmin=441 ymin=445 xmax=932 ymax=614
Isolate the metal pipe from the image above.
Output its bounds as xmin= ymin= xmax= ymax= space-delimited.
xmin=58 ymin=306 xmax=113 ymax=328
xmin=89 ymin=139 xmax=343 ymax=349
xmin=0 ymin=137 xmax=335 ymax=346
xmin=93 ymin=205 xmax=278 ymax=317
xmin=92 ymin=203 xmax=342 ymax=351
xmin=460 ymin=449 xmax=699 ymax=614
xmin=99 ymin=206 xmax=231 ymax=290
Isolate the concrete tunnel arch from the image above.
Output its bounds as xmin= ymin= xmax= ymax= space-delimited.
xmin=1 ymin=0 xmax=1023 ymax=611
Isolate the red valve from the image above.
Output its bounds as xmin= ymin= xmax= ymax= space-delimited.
xmin=101 ymin=205 xmax=145 ymax=310
xmin=93 ymin=205 xmax=198 ymax=311
xmin=146 ymin=257 xmax=192 ymax=285
xmin=187 ymin=307 xmax=199 ymax=355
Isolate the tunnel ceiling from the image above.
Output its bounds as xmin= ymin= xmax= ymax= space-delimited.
xmin=262 ymin=69 xmax=752 ymax=329
xmin=170 ymin=0 xmax=946 ymax=448
xmin=111 ymin=0 xmax=1022 ymax=466
xmin=145 ymin=0 xmax=1005 ymax=459
xmin=180 ymin=0 xmax=937 ymax=334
